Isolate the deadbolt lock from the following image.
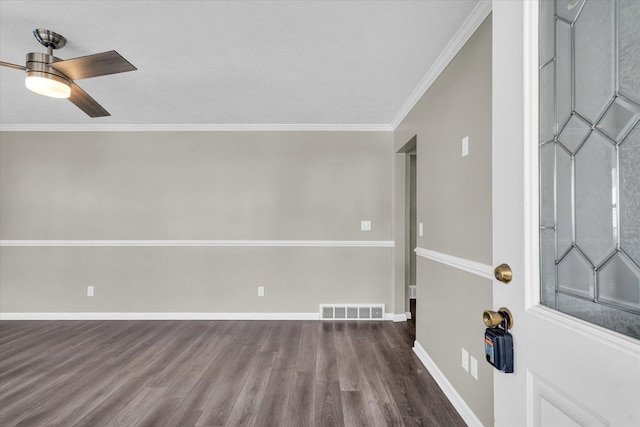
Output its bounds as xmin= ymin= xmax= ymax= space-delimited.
xmin=494 ymin=263 xmax=513 ymax=284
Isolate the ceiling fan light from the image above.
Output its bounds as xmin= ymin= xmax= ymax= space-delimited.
xmin=25 ymin=71 xmax=71 ymax=98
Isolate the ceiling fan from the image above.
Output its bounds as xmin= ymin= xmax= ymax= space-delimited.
xmin=0 ymin=29 xmax=137 ymax=118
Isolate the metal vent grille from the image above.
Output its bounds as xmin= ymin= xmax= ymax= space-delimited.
xmin=320 ymin=304 xmax=385 ymax=320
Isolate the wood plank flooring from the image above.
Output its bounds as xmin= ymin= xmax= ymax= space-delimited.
xmin=0 ymin=319 xmax=464 ymax=427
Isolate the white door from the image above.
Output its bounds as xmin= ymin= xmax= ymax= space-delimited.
xmin=492 ymin=1 xmax=640 ymax=426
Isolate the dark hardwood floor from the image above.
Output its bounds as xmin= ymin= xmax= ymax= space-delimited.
xmin=0 ymin=318 xmax=464 ymax=427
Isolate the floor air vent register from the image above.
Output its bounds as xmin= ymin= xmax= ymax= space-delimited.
xmin=320 ymin=304 xmax=385 ymax=320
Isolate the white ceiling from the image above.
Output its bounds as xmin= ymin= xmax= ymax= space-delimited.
xmin=0 ymin=0 xmax=482 ymax=127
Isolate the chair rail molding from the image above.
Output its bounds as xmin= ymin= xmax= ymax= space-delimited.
xmin=0 ymin=239 xmax=395 ymax=248
xmin=414 ymin=247 xmax=493 ymax=281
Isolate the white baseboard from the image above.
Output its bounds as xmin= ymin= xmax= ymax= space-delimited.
xmin=413 ymin=340 xmax=484 ymax=427
xmin=387 ymin=313 xmax=407 ymax=322
xmin=0 ymin=312 xmax=320 ymax=321
xmin=0 ymin=312 xmax=409 ymax=321
xmin=405 ymin=311 xmax=412 ymax=320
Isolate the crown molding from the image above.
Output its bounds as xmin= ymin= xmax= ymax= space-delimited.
xmin=390 ymin=0 xmax=492 ymax=130
xmin=0 ymin=123 xmax=393 ymax=132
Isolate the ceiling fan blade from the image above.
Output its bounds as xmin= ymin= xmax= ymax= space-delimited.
xmin=1 ymin=61 xmax=27 ymax=71
xmin=68 ymin=82 xmax=110 ymax=118
xmin=50 ymin=50 xmax=136 ymax=80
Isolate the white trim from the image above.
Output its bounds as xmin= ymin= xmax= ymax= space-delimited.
xmin=413 ymin=340 xmax=484 ymax=427
xmin=405 ymin=311 xmax=412 ymax=320
xmin=527 ymin=370 xmax=609 ymax=427
xmin=0 ymin=312 xmax=320 ymax=321
xmin=0 ymin=311 xmax=416 ymax=323
xmin=523 ymin=0 xmax=541 ymax=310
xmin=390 ymin=0 xmax=492 ymax=129
xmin=414 ymin=247 xmax=493 ymax=280
xmin=391 ymin=313 xmax=408 ymax=322
xmin=527 ymin=305 xmax=640 ymax=360
xmin=0 ymin=123 xmax=393 ymax=132
xmin=0 ymin=239 xmax=395 ymax=248
xmin=409 ymin=284 xmax=417 ymax=299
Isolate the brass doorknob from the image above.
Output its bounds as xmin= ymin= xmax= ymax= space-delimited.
xmin=494 ymin=263 xmax=513 ymax=283
xmin=483 ymin=307 xmax=513 ymax=329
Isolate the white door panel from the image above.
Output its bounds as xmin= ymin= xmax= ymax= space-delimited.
xmin=492 ymin=1 xmax=640 ymax=426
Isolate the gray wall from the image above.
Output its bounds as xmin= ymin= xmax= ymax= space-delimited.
xmin=394 ymin=16 xmax=493 ymax=426
xmin=0 ymin=131 xmax=395 ymax=313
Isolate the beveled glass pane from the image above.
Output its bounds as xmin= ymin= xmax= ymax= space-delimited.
xmin=619 ymin=0 xmax=640 ymax=104
xmin=557 ymin=293 xmax=640 ymax=339
xmin=540 ymin=143 xmax=555 ymax=227
xmin=557 ymin=146 xmax=573 ymax=254
xmin=558 ymin=114 xmax=591 ymax=153
xmin=574 ymin=0 xmax=614 ymax=123
xmin=540 ymin=0 xmax=556 ymax=65
xmin=540 ymin=62 xmax=556 ymax=143
xmin=596 ymin=96 xmax=640 ymax=142
xmin=620 ymin=125 xmax=640 ymax=266
xmin=557 ymin=20 xmax=572 ymax=127
xmin=598 ymin=252 xmax=640 ymax=313
xmin=540 ymin=229 xmax=556 ymax=307
xmin=558 ymin=248 xmax=594 ymax=298
xmin=556 ymin=0 xmax=586 ymax=23
xmin=575 ymin=132 xmax=617 ymax=266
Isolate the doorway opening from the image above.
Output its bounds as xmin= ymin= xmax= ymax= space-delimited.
xmin=398 ymin=136 xmax=417 ymax=330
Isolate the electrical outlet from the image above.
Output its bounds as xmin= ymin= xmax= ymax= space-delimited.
xmin=462 ymin=136 xmax=469 ymax=157
xmin=418 ymin=222 xmax=424 ymax=237
xmin=87 ymin=286 xmax=94 ymax=297
xmin=360 ymin=220 xmax=372 ymax=231
xmin=258 ymin=286 xmax=265 ymax=297
xmin=470 ymin=356 xmax=478 ymax=379
xmin=461 ymin=348 xmax=469 ymax=371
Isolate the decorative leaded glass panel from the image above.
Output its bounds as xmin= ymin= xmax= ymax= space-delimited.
xmin=597 ymin=96 xmax=640 ymax=142
xmin=574 ymin=0 xmax=614 ymax=123
xmin=556 ymin=20 xmax=572 ymax=127
xmin=540 ymin=0 xmax=556 ymax=65
xmin=540 ymin=229 xmax=556 ymax=307
xmin=539 ymin=0 xmax=640 ymax=339
xmin=556 ymin=145 xmax=572 ymax=255
xmin=558 ymin=248 xmax=594 ymax=299
xmin=540 ymin=143 xmax=555 ymax=227
xmin=620 ymin=125 xmax=640 ymax=267
xmin=618 ymin=0 xmax=640 ymax=104
xmin=598 ymin=252 xmax=640 ymax=312
xmin=558 ymin=114 xmax=591 ymax=153
xmin=574 ymin=132 xmax=616 ymax=267
xmin=540 ymin=63 xmax=556 ymax=143
xmin=556 ymin=0 xmax=586 ymax=23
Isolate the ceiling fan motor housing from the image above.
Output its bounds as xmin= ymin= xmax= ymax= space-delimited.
xmin=25 ymin=52 xmax=72 ymax=85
